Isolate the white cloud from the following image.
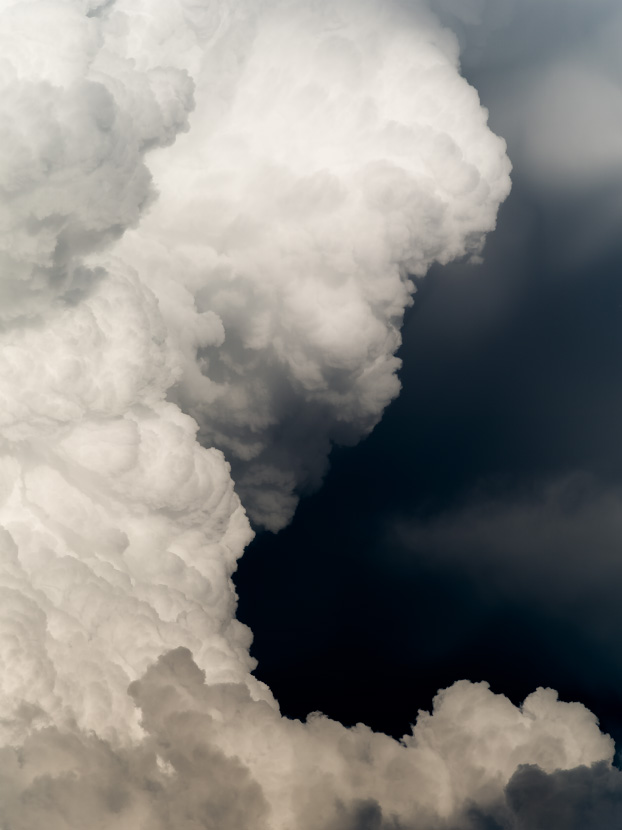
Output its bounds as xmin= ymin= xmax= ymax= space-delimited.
xmin=0 ymin=0 xmax=194 ymax=319
xmin=0 ymin=648 xmax=613 ymax=830
xmin=111 ymin=0 xmax=510 ymax=528
xmin=0 ymin=1 xmax=612 ymax=828
xmin=0 ymin=0 xmax=260 ymax=743
xmin=0 ymin=0 xmax=509 ymax=737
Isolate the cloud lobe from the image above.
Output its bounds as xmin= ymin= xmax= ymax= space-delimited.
xmin=0 ymin=1 xmax=613 ymax=829
xmin=113 ymin=0 xmax=511 ymax=528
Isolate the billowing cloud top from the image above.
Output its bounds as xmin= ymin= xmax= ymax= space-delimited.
xmin=0 ymin=0 xmax=614 ymax=828
xmin=112 ymin=0 xmax=510 ymax=528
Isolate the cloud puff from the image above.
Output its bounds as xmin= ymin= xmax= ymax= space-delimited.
xmin=2 ymin=2 xmax=613 ymax=829
xmin=111 ymin=0 xmax=510 ymax=528
xmin=502 ymin=761 xmax=622 ymax=830
xmin=0 ymin=0 xmax=509 ymax=741
xmin=0 ymin=0 xmax=194 ymax=320
xmin=455 ymin=761 xmax=622 ymax=830
xmin=0 ymin=0 xmax=260 ymax=743
xmin=0 ymin=648 xmax=613 ymax=830
xmin=0 ymin=655 xmax=270 ymax=830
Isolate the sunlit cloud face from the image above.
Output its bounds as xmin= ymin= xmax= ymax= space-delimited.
xmin=0 ymin=0 xmax=617 ymax=827
xmin=113 ymin=0 xmax=510 ymax=530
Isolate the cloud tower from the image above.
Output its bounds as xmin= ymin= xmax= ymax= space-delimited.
xmin=0 ymin=0 xmax=615 ymax=827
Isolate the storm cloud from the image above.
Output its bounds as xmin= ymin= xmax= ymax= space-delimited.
xmin=0 ymin=0 xmax=617 ymax=828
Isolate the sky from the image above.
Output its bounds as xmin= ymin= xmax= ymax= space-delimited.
xmin=2 ymin=0 xmax=622 ymax=828
xmin=236 ymin=0 xmax=622 ymax=754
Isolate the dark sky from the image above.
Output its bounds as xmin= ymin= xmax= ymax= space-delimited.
xmin=235 ymin=1 xmax=622 ymax=755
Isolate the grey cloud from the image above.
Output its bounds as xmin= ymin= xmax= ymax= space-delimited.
xmin=325 ymin=800 xmax=403 ymax=830
xmin=505 ymin=761 xmax=622 ymax=830
xmin=0 ymin=659 xmax=270 ymax=830
xmin=395 ymin=475 xmax=622 ymax=608
xmin=457 ymin=761 xmax=622 ymax=830
xmin=0 ymin=647 xmax=612 ymax=830
xmin=431 ymin=0 xmax=620 ymax=69
xmin=431 ymin=0 xmax=622 ymax=270
xmin=0 ymin=0 xmax=260 ymax=743
xmin=130 ymin=650 xmax=614 ymax=830
xmin=393 ymin=474 xmax=622 ymax=700
xmin=453 ymin=0 xmax=622 ymax=187
xmin=0 ymin=0 xmax=194 ymax=321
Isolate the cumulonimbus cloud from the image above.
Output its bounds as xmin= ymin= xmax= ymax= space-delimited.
xmin=0 ymin=0 xmax=614 ymax=827
xmin=111 ymin=0 xmax=510 ymax=529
